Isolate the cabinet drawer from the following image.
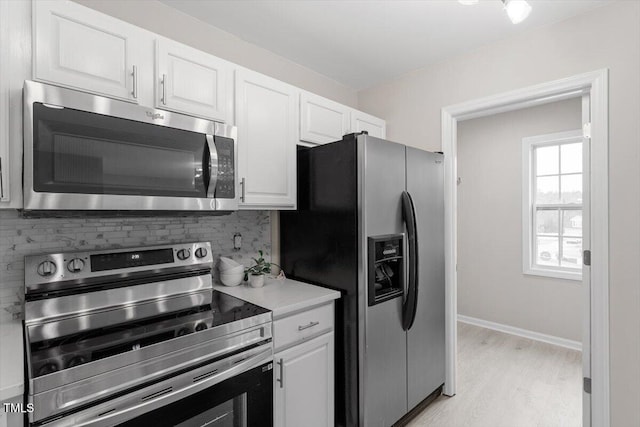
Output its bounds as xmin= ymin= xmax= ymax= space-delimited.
xmin=274 ymin=303 xmax=333 ymax=350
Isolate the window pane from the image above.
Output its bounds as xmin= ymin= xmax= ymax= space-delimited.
xmin=536 ymin=209 xmax=559 ymax=235
xmin=561 ymin=237 xmax=583 ymax=269
xmin=561 ymin=143 xmax=582 ymax=174
xmin=562 ymin=209 xmax=582 ymax=237
xmin=561 ymin=174 xmax=582 ymax=204
xmin=536 ymin=145 xmax=559 ymax=176
xmin=536 ymin=176 xmax=560 ymax=204
xmin=536 ymin=236 xmax=559 ymax=266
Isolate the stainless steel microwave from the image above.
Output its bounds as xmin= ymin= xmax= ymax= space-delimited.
xmin=23 ymin=81 xmax=238 ymax=212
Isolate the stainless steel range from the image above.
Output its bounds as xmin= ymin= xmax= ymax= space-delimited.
xmin=24 ymin=242 xmax=273 ymax=427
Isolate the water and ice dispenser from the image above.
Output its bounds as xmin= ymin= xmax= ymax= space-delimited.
xmin=367 ymin=234 xmax=405 ymax=306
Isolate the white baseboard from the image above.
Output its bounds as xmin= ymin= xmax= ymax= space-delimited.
xmin=457 ymin=314 xmax=582 ymax=352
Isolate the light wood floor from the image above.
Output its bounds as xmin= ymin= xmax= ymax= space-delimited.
xmin=408 ymin=322 xmax=582 ymax=427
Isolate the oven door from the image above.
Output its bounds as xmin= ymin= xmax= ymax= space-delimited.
xmin=122 ymin=361 xmax=272 ymax=427
xmin=40 ymin=343 xmax=272 ymax=427
xmin=23 ymin=81 xmax=237 ymax=212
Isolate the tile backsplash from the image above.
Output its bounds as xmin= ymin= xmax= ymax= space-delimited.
xmin=0 ymin=210 xmax=271 ymax=322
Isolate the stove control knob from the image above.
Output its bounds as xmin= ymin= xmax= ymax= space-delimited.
xmin=195 ymin=247 xmax=208 ymax=259
xmin=37 ymin=362 xmax=59 ymax=376
xmin=67 ymin=258 xmax=85 ymax=273
xmin=37 ymin=260 xmax=57 ymax=277
xmin=195 ymin=323 xmax=207 ymax=332
xmin=176 ymin=248 xmax=191 ymax=260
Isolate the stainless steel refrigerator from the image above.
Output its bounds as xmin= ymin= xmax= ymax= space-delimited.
xmin=280 ymin=133 xmax=445 ymax=427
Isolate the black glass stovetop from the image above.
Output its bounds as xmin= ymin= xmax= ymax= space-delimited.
xmin=211 ymin=290 xmax=270 ymax=326
xmin=29 ymin=291 xmax=270 ymax=378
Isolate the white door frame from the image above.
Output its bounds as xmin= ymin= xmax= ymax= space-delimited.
xmin=441 ymin=69 xmax=609 ymax=426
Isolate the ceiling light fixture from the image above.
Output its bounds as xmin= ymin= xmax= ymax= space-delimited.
xmin=502 ymin=0 xmax=532 ymax=24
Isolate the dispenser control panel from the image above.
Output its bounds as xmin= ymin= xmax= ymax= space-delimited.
xmin=367 ymin=234 xmax=405 ymax=306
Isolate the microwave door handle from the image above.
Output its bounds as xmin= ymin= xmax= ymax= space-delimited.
xmin=206 ymin=135 xmax=218 ymax=198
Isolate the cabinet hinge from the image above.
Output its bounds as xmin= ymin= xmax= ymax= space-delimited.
xmin=583 ymin=377 xmax=592 ymax=394
xmin=583 ymin=122 xmax=592 ymax=139
xmin=583 ymin=250 xmax=591 ymax=266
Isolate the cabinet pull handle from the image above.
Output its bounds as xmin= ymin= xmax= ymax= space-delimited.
xmin=131 ymin=65 xmax=138 ymax=99
xmin=161 ymin=74 xmax=167 ymax=105
xmin=240 ymin=177 xmax=246 ymax=203
xmin=298 ymin=321 xmax=320 ymax=331
xmin=277 ymin=358 xmax=284 ymax=388
xmin=0 ymin=157 xmax=4 ymax=199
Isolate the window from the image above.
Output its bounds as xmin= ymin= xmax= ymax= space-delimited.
xmin=523 ymin=129 xmax=584 ymax=281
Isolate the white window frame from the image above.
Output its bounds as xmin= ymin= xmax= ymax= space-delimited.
xmin=522 ymin=129 xmax=584 ymax=281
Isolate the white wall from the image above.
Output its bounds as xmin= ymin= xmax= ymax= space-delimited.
xmin=73 ymin=0 xmax=357 ymax=108
xmin=457 ymin=98 xmax=582 ymax=342
xmin=358 ymin=2 xmax=640 ymax=424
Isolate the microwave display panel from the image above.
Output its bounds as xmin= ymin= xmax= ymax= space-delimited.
xmin=213 ymin=136 xmax=235 ymax=199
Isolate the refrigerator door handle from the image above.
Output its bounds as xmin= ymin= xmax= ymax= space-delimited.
xmin=401 ymin=191 xmax=419 ymax=331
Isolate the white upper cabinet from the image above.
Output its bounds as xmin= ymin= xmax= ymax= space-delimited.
xmin=0 ymin=0 xmax=30 ymax=209
xmin=33 ymin=0 xmax=149 ymax=103
xmin=300 ymin=92 xmax=350 ymax=145
xmin=235 ymin=69 xmax=297 ymax=209
xmin=155 ymin=39 xmax=231 ymax=122
xmin=0 ymin=0 xmax=10 ymax=204
xmin=351 ymin=109 xmax=386 ymax=139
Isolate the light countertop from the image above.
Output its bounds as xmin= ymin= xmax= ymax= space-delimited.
xmin=0 ymin=320 xmax=24 ymax=401
xmin=214 ymin=278 xmax=340 ymax=319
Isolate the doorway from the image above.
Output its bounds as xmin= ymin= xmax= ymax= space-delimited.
xmin=441 ymin=70 xmax=609 ymax=426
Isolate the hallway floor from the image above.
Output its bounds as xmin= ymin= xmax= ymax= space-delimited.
xmin=408 ymin=322 xmax=582 ymax=427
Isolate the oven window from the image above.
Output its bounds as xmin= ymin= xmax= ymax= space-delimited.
xmin=32 ymin=103 xmax=208 ymax=198
xmin=119 ymin=363 xmax=272 ymax=427
xmin=175 ymin=395 xmax=246 ymax=427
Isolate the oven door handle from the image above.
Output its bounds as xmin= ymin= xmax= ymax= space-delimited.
xmin=71 ymin=343 xmax=273 ymax=427
xmin=206 ymin=134 xmax=218 ymax=199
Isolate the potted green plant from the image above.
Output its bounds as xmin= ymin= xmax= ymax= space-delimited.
xmin=245 ymin=250 xmax=279 ymax=288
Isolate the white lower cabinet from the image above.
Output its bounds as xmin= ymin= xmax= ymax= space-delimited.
xmin=274 ymin=332 xmax=334 ymax=427
xmin=0 ymin=394 xmax=24 ymax=427
xmin=235 ymin=68 xmax=297 ymax=209
xmin=272 ymin=302 xmax=335 ymax=427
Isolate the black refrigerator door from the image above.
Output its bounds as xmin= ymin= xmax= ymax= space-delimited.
xmin=401 ymin=191 xmax=419 ymax=331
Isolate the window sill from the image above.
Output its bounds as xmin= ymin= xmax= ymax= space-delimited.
xmin=524 ymin=267 xmax=582 ymax=282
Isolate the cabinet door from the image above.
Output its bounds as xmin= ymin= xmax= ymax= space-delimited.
xmin=1 ymin=0 xmax=30 ymax=209
xmin=275 ymin=332 xmax=334 ymax=427
xmin=300 ymin=92 xmax=350 ymax=145
xmin=33 ymin=0 xmax=141 ymax=102
xmin=351 ymin=109 xmax=386 ymax=139
xmin=236 ymin=69 xmax=297 ymax=209
xmin=0 ymin=0 xmax=10 ymax=203
xmin=156 ymin=39 xmax=231 ymax=122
